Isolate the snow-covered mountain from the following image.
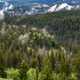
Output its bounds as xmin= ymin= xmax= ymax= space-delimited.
xmin=48 ymin=3 xmax=80 ymax=12
xmin=0 ymin=0 xmax=80 ymax=17
xmin=0 ymin=1 xmax=50 ymax=16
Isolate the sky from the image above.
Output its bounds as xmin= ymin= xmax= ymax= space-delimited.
xmin=0 ymin=0 xmax=80 ymax=4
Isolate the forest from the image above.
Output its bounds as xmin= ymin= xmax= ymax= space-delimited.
xmin=0 ymin=10 xmax=80 ymax=80
xmin=5 ymin=10 xmax=80 ymax=50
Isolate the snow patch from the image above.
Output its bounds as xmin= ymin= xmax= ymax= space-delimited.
xmin=48 ymin=4 xmax=57 ymax=12
xmin=48 ymin=3 xmax=77 ymax=13
xmin=0 ymin=10 xmax=4 ymax=20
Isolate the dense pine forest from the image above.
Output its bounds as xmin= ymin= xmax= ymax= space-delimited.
xmin=5 ymin=10 xmax=80 ymax=51
xmin=0 ymin=10 xmax=80 ymax=80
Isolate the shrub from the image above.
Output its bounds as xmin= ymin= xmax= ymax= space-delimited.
xmin=5 ymin=68 xmax=20 ymax=80
xmin=69 ymin=72 xmax=78 ymax=80
xmin=19 ymin=60 xmax=28 ymax=80
xmin=27 ymin=68 xmax=38 ymax=80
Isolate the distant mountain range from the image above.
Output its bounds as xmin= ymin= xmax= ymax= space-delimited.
xmin=0 ymin=0 xmax=80 ymax=16
xmin=48 ymin=3 xmax=80 ymax=12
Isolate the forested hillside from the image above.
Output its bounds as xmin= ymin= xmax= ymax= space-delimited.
xmin=0 ymin=10 xmax=80 ymax=80
xmin=5 ymin=10 xmax=80 ymax=51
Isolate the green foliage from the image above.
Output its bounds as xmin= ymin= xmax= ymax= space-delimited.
xmin=19 ymin=60 xmax=28 ymax=80
xmin=69 ymin=73 xmax=78 ymax=80
xmin=5 ymin=68 xmax=20 ymax=80
xmin=0 ymin=65 xmax=6 ymax=78
xmin=27 ymin=68 xmax=38 ymax=80
xmin=51 ymin=72 xmax=65 ymax=80
xmin=0 ymin=25 xmax=79 ymax=80
xmin=0 ymin=78 xmax=13 ymax=80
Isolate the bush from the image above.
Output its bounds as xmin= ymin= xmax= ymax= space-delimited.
xmin=27 ymin=68 xmax=38 ymax=80
xmin=5 ymin=68 xmax=20 ymax=80
xmin=69 ymin=72 xmax=78 ymax=80
xmin=19 ymin=60 xmax=28 ymax=80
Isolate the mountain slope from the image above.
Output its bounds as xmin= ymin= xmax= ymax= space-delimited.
xmin=48 ymin=3 xmax=80 ymax=12
xmin=5 ymin=10 xmax=80 ymax=50
xmin=0 ymin=0 xmax=80 ymax=16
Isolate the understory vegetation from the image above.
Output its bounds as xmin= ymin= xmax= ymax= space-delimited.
xmin=0 ymin=10 xmax=80 ymax=80
xmin=0 ymin=25 xmax=80 ymax=80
